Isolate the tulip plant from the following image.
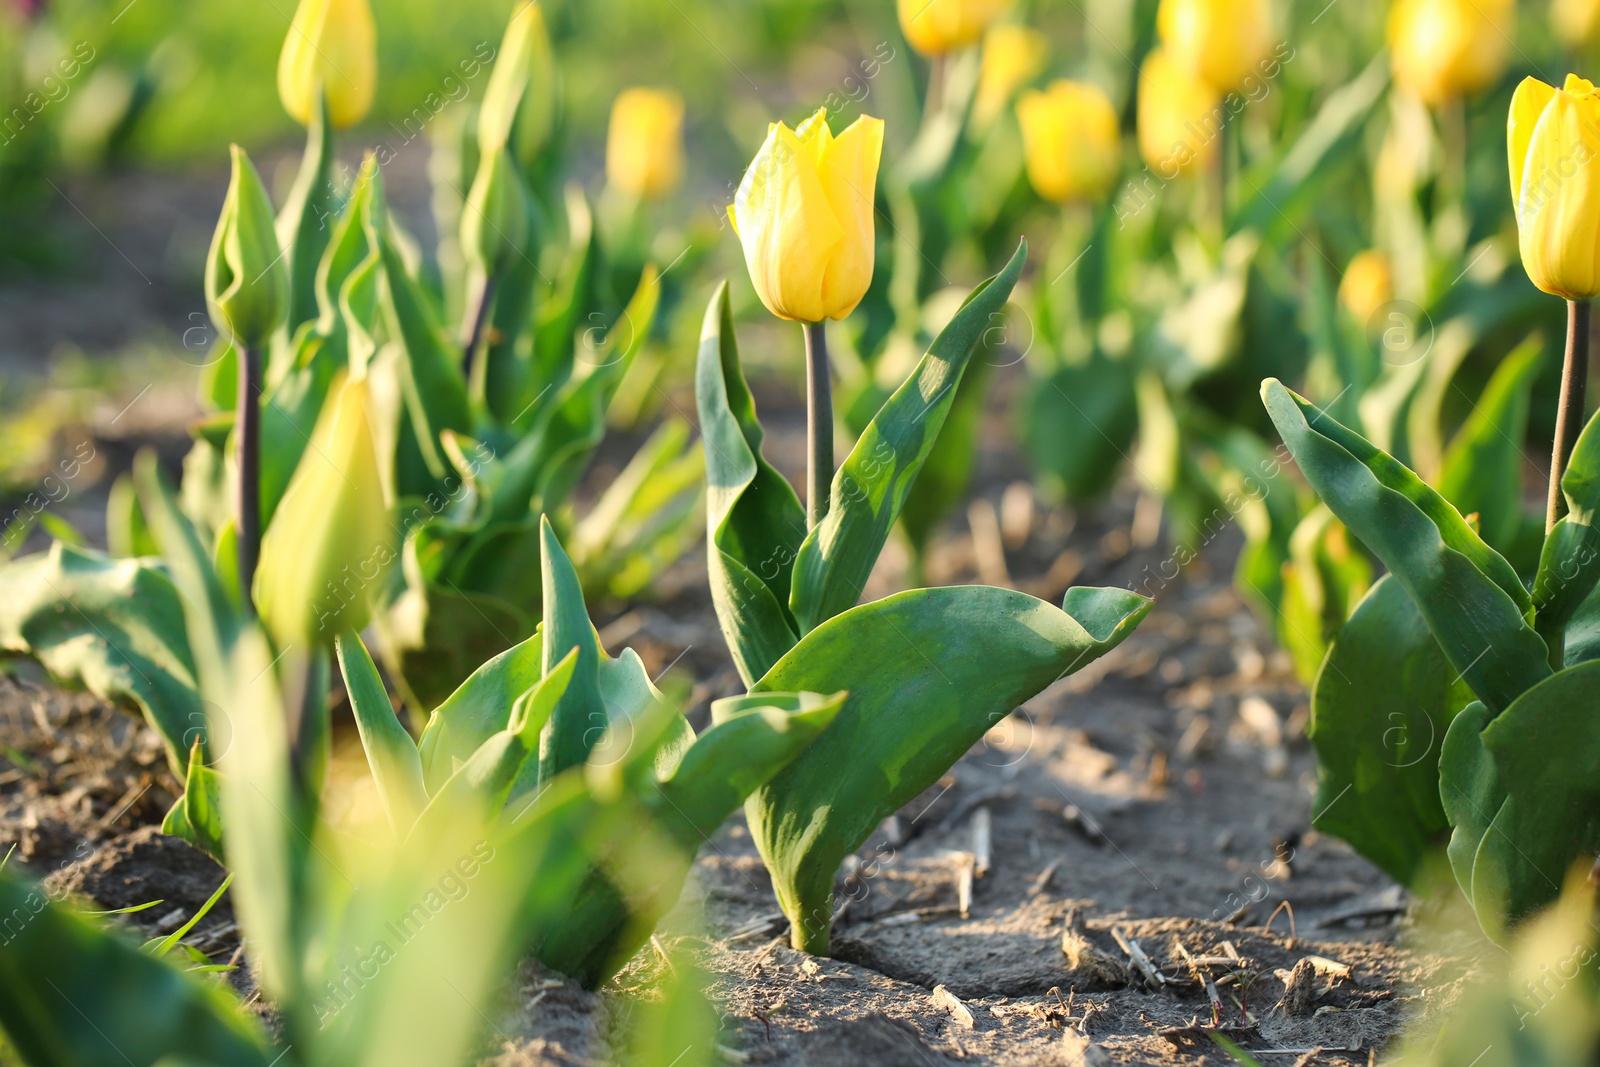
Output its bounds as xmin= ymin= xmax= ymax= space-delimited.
xmin=1255 ymin=70 xmax=1600 ymax=940
xmin=708 ymin=106 xmax=1151 ymax=954
xmin=0 ymin=454 xmax=787 ymax=1066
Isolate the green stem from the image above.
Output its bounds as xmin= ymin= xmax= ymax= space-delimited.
xmin=460 ymin=273 xmax=497 ymax=390
xmin=804 ymin=321 xmax=833 ymax=531
xmin=236 ymin=343 xmax=262 ymax=615
xmin=1549 ymin=299 xmax=1592 ymax=533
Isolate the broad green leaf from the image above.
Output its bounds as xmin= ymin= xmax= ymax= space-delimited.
xmin=694 ymin=283 xmax=806 ymax=686
xmin=1441 ymin=662 xmax=1600 ymax=939
xmin=622 ymin=940 xmax=720 ymax=1067
xmin=1436 ymin=337 xmax=1542 ymax=558
xmin=416 ymin=628 xmax=543 ymax=793
xmin=0 ymin=542 xmax=200 ymax=775
xmin=899 ymin=358 xmax=990 ymax=558
xmin=528 ymin=189 xmax=603 ymax=407
xmin=0 ymin=872 xmax=271 ymax=1067
xmin=747 ymin=584 xmax=1150 ymax=952
xmin=163 ymin=739 xmax=227 ymax=863
xmin=275 ymin=93 xmax=336 ymax=336
xmin=538 ymin=518 xmax=608 ymax=782
xmin=1262 ymin=379 xmax=1548 ymax=712
xmin=336 ymin=631 xmax=429 ymax=836
xmin=790 ymin=242 xmax=1027 ymax=634
xmin=1309 ymin=576 xmax=1473 ymax=887
xmin=655 ymin=691 xmax=845 ymax=852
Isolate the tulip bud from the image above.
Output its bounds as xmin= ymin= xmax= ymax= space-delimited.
xmin=974 ymin=25 xmax=1048 ymax=127
xmin=1016 ymin=80 xmax=1121 ymax=204
xmin=897 ymin=0 xmax=1014 ymax=57
xmin=461 ymin=144 xmax=532 ymax=277
xmin=606 ymin=88 xmax=686 ymax=201
xmin=206 ymin=146 xmax=288 ymax=350
xmin=479 ymin=0 xmax=557 ymax=167
xmin=1555 ymin=0 xmax=1600 ymax=50
xmin=1137 ymin=47 xmax=1221 ymax=179
xmin=1510 ymin=75 xmax=1600 ymax=301
xmin=730 ymin=108 xmax=885 ymax=323
xmin=277 ymin=0 xmax=377 ymax=129
xmin=1156 ymin=0 xmax=1273 ymax=94
xmin=254 ymin=373 xmax=391 ymax=646
xmin=1338 ymin=251 xmax=1395 ymax=326
xmin=1388 ymin=0 xmax=1513 ymax=107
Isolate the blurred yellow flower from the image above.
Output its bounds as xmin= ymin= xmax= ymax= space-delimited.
xmin=255 ymin=373 xmax=392 ymax=645
xmin=1339 ymin=251 xmax=1395 ymax=325
xmin=1016 ymin=80 xmax=1121 ymax=203
xmin=607 ymin=88 xmax=686 ymax=200
xmin=1137 ymin=47 xmax=1222 ymax=178
xmin=730 ymin=109 xmax=885 ymax=323
xmin=1509 ymin=75 xmax=1600 ymax=301
xmin=1389 ymin=0 xmax=1513 ymax=106
xmin=974 ymin=25 xmax=1048 ymax=126
xmin=1554 ymin=0 xmax=1600 ymax=49
xmin=1156 ymin=0 xmax=1273 ymax=93
xmin=277 ymin=0 xmax=377 ymax=129
xmin=898 ymin=0 xmax=1014 ymax=57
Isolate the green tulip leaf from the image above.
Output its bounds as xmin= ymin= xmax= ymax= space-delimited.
xmin=276 ymin=93 xmax=336 ymax=336
xmin=0 ymin=542 xmax=201 ymax=775
xmin=1262 ymin=379 xmax=1548 ymax=712
xmin=538 ymin=517 xmax=611 ymax=781
xmin=336 ymin=631 xmax=429 ymax=837
xmin=695 ymin=282 xmax=806 ymax=686
xmin=0 ymin=872 xmax=272 ymax=1067
xmin=1534 ymin=406 xmax=1600 ymax=663
xmin=744 ymin=583 xmax=1150 ymax=952
xmin=1277 ymin=507 xmax=1371 ymax=684
xmin=416 ymin=628 xmax=543 ymax=793
xmin=790 ymin=241 xmax=1027 ymax=634
xmin=1440 ymin=661 xmax=1600 ymax=940
xmin=1309 ymin=576 xmax=1472 ymax=887
xmin=162 ymin=739 xmax=227 ymax=864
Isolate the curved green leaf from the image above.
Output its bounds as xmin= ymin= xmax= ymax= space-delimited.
xmin=1263 ymin=378 xmax=1548 ymax=712
xmin=790 ymin=242 xmax=1027 ymax=633
xmin=336 ymin=631 xmax=428 ymax=836
xmin=378 ymin=227 xmax=471 ymax=480
xmin=694 ymin=282 xmax=805 ymax=686
xmin=1436 ymin=337 xmax=1542 ymax=558
xmin=538 ymin=517 xmax=608 ymax=781
xmin=1534 ymin=407 xmax=1600 ymax=662
xmin=745 ymin=583 xmax=1150 ymax=952
xmin=0 ymin=872 xmax=272 ymax=1067
xmin=162 ymin=739 xmax=226 ymax=863
xmin=1310 ymin=576 xmax=1472 ymax=886
xmin=416 ymin=628 xmax=543 ymax=793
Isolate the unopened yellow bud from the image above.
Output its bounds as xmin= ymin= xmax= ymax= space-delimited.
xmin=277 ymin=0 xmax=377 ymax=129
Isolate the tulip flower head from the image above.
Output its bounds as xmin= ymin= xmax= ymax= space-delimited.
xmin=1156 ymin=0 xmax=1273 ymax=94
xmin=1388 ymin=0 xmax=1513 ymax=107
xmin=897 ymin=0 xmax=1015 ymax=57
xmin=254 ymin=372 xmax=392 ymax=646
xmin=206 ymin=146 xmax=288 ymax=350
xmin=607 ymin=88 xmax=686 ymax=201
xmin=1339 ymin=251 xmax=1396 ymax=326
xmin=1016 ymin=80 xmax=1121 ymax=204
xmin=1555 ymin=0 xmax=1600 ymax=50
xmin=1510 ymin=75 xmax=1600 ymax=301
xmin=1137 ymin=46 xmax=1222 ymax=178
xmin=730 ymin=109 xmax=885 ymax=323
xmin=278 ymin=0 xmax=377 ymax=129
xmin=974 ymin=25 xmax=1048 ymax=126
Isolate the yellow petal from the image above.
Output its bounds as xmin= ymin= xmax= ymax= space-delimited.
xmin=733 ymin=121 xmax=845 ymax=322
xmin=1517 ymin=85 xmax=1600 ymax=300
xmin=1156 ymin=0 xmax=1273 ymax=93
xmin=1018 ymin=80 xmax=1121 ymax=203
xmin=814 ymin=115 xmax=885 ymax=320
xmin=606 ymin=87 xmax=686 ymax=200
xmin=277 ymin=0 xmax=377 ymax=129
xmin=1509 ymin=77 xmax=1559 ymax=213
xmin=1137 ymin=47 xmax=1221 ymax=178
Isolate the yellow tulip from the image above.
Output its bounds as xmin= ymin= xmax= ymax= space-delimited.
xmin=1509 ymin=75 xmax=1600 ymax=301
xmin=730 ymin=108 xmax=885 ymax=323
xmin=1137 ymin=47 xmax=1222 ymax=179
xmin=897 ymin=0 xmax=1014 ymax=57
xmin=278 ymin=0 xmax=377 ymax=129
xmin=974 ymin=25 xmax=1048 ymax=127
xmin=1388 ymin=0 xmax=1513 ymax=107
xmin=1156 ymin=0 xmax=1273 ymax=93
xmin=1554 ymin=0 xmax=1600 ymax=49
xmin=606 ymin=88 xmax=686 ymax=201
xmin=1339 ymin=251 xmax=1396 ymax=325
xmin=1016 ymin=80 xmax=1121 ymax=203
xmin=255 ymin=373 xmax=392 ymax=645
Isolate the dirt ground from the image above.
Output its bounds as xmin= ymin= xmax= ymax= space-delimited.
xmin=0 ymin=309 xmax=1493 ymax=1066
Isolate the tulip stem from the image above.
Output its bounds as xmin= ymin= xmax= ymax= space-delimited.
xmin=1549 ymin=299 xmax=1592 ymax=533
xmin=237 ymin=343 xmax=263 ymax=616
xmin=804 ymin=321 xmax=833 ymax=531
xmin=461 ymin=273 xmax=497 ymax=388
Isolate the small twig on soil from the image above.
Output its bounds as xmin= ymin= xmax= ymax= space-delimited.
xmin=1062 ymin=804 xmax=1107 ymax=845
xmin=1028 ymin=859 xmax=1060 ymax=896
xmin=935 ymin=786 xmax=1016 ymax=834
xmin=1263 ymin=899 xmax=1297 ymax=944
xmin=1111 ymin=928 xmax=1168 ymax=988
xmin=724 ymin=913 xmax=787 ymax=942
xmin=874 ymin=905 xmax=962 ymax=927
xmin=932 ymin=984 xmax=976 ymax=1029
xmin=1314 ymin=896 xmax=1406 ymax=929
xmin=1222 ymin=900 xmax=1253 ymax=925
xmin=957 ymin=852 xmax=975 ymax=918
xmin=972 ymin=807 xmax=992 ymax=877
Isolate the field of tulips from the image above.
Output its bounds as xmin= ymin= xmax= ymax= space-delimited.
xmin=12 ymin=0 xmax=1600 ymax=1063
